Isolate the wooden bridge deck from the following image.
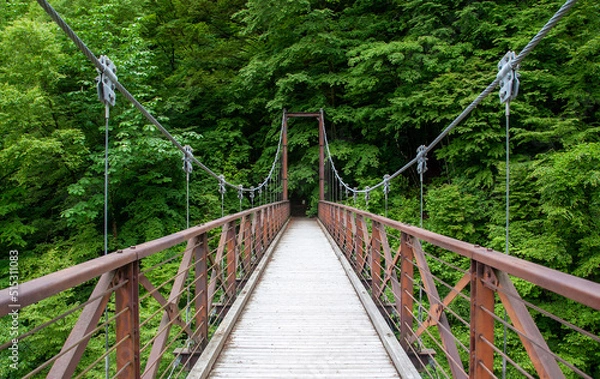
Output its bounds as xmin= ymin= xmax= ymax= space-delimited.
xmin=190 ymin=218 xmax=416 ymax=378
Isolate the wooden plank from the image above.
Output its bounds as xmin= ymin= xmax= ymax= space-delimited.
xmin=319 ymin=219 xmax=421 ymax=379
xmin=196 ymin=219 xmax=409 ymax=379
xmin=187 ymin=219 xmax=290 ymax=379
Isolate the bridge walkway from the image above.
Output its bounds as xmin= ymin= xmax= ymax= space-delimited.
xmin=190 ymin=218 xmax=416 ymax=378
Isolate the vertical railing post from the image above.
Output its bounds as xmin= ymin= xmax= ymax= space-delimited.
xmin=399 ymin=232 xmax=415 ymax=350
xmin=226 ymin=223 xmax=237 ymax=301
xmin=242 ymin=215 xmax=253 ymax=273
xmin=282 ymin=111 xmax=288 ymax=201
xmin=114 ymin=261 xmax=140 ymax=378
xmin=355 ymin=214 xmax=367 ymax=273
xmin=370 ymin=221 xmax=383 ymax=302
xmin=195 ymin=233 xmax=209 ymax=348
xmin=318 ymin=109 xmax=325 ymax=201
xmin=470 ymin=260 xmax=495 ymax=378
xmin=344 ymin=210 xmax=353 ymax=257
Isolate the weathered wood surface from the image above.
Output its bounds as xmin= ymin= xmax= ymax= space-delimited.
xmin=207 ymin=218 xmax=400 ymax=378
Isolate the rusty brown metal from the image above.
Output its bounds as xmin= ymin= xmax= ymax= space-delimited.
xmin=410 ymin=237 xmax=467 ymax=379
xmin=240 ymin=215 xmax=252 ymax=274
xmin=225 ymin=223 xmax=237 ymax=300
xmin=0 ymin=202 xmax=289 ymax=317
xmin=282 ymin=109 xmax=288 ymax=201
xmin=47 ymin=272 xmax=115 ymax=379
xmin=377 ymin=223 xmax=404 ymax=331
xmin=399 ymin=232 xmax=415 ymax=351
xmin=344 ymin=210 xmax=354 ymax=257
xmin=115 ymin=262 xmax=140 ymax=379
xmin=494 ymin=270 xmax=565 ymax=379
xmin=319 ymin=201 xmax=600 ymax=311
xmin=355 ymin=215 xmax=368 ymax=274
xmin=370 ymin=221 xmax=383 ymax=302
xmin=319 ymin=109 xmax=325 ymax=201
xmin=0 ymin=202 xmax=290 ymax=378
xmin=142 ymin=238 xmax=197 ymax=379
xmin=410 ymin=272 xmax=471 ymax=343
xmin=138 ymin=274 xmax=196 ymax=340
xmin=469 ymin=261 xmax=495 ymax=379
xmin=195 ymin=233 xmax=209 ymax=348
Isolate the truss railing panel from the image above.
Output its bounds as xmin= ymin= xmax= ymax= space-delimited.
xmin=319 ymin=201 xmax=600 ymax=379
xmin=0 ymin=202 xmax=289 ymax=379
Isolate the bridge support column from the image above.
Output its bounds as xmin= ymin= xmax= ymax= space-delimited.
xmin=115 ymin=261 xmax=140 ymax=378
xmin=282 ymin=110 xmax=288 ymax=201
xmin=319 ymin=108 xmax=325 ymax=201
xmin=470 ymin=261 xmax=495 ymax=378
xmin=195 ymin=233 xmax=209 ymax=348
xmin=399 ymin=232 xmax=415 ymax=351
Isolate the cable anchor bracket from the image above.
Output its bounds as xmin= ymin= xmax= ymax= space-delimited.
xmin=497 ymin=51 xmax=520 ymax=104
xmin=182 ymin=145 xmax=193 ymax=174
xmin=383 ymin=174 xmax=391 ymax=195
xmin=96 ymin=55 xmax=117 ymax=107
xmin=218 ymin=175 xmax=226 ymax=195
xmin=417 ymin=145 xmax=428 ymax=175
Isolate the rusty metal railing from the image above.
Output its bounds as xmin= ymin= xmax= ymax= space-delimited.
xmin=319 ymin=201 xmax=600 ymax=379
xmin=0 ymin=201 xmax=289 ymax=378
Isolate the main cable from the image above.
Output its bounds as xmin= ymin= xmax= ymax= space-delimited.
xmin=36 ymin=0 xmax=285 ymax=196
xmin=320 ymin=0 xmax=578 ymax=196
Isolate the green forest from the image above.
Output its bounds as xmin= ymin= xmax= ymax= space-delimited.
xmin=0 ymin=0 xmax=599 ymax=377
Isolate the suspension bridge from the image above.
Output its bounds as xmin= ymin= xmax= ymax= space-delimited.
xmin=2 ymin=0 xmax=600 ymax=378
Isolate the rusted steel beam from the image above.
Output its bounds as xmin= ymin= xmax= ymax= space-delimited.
xmin=370 ymin=221 xmax=384 ymax=302
xmin=319 ymin=201 xmax=600 ymax=311
xmin=355 ymin=215 xmax=368 ymax=274
xmin=376 ymin=223 xmax=404 ymax=331
xmin=410 ymin=272 xmax=471 ymax=343
xmin=494 ymin=270 xmax=565 ymax=379
xmin=207 ymin=222 xmax=230 ymax=314
xmin=344 ymin=210 xmax=354 ymax=257
xmin=282 ymin=110 xmax=288 ymax=200
xmin=115 ymin=262 xmax=140 ymax=378
xmin=138 ymin=275 xmax=196 ymax=341
xmin=412 ymin=237 xmax=467 ymax=379
xmin=252 ymin=210 xmax=263 ymax=259
xmin=0 ymin=202 xmax=289 ymax=317
xmin=285 ymin=112 xmax=322 ymax=118
xmin=195 ymin=233 xmax=209 ymax=348
xmin=318 ymin=109 xmax=325 ymax=201
xmin=399 ymin=232 xmax=415 ymax=350
xmin=470 ymin=261 xmax=495 ymax=379
xmin=225 ymin=223 xmax=237 ymax=300
xmin=142 ymin=238 xmax=196 ymax=379
xmin=241 ymin=215 xmax=253 ymax=274
xmin=48 ymin=272 xmax=115 ymax=378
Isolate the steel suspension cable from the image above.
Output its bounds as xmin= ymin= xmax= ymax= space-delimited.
xmin=319 ymin=0 xmax=579 ymax=197
xmin=36 ymin=0 xmax=285 ymax=196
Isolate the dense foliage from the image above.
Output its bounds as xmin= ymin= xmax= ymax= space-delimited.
xmin=0 ymin=0 xmax=598 ymax=377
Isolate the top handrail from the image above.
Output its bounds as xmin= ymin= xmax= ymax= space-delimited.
xmin=0 ymin=201 xmax=289 ymax=317
xmin=321 ymin=201 xmax=600 ymax=311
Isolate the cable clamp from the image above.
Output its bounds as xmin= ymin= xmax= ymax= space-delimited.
xmin=383 ymin=174 xmax=390 ymax=195
xmin=238 ymin=185 xmax=244 ymax=200
xmin=497 ymin=51 xmax=520 ymax=104
xmin=182 ymin=145 xmax=193 ymax=174
xmin=417 ymin=145 xmax=428 ymax=175
xmin=365 ymin=187 xmax=370 ymax=203
xmin=96 ymin=55 xmax=117 ymax=106
xmin=353 ymin=188 xmax=358 ymax=203
xmin=249 ymin=187 xmax=255 ymax=200
xmin=218 ymin=175 xmax=226 ymax=194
